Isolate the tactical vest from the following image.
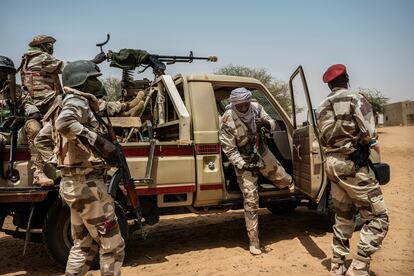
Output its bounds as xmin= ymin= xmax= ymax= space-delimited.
xmin=46 ymin=88 xmax=104 ymax=168
xmin=229 ymin=107 xmax=261 ymax=158
xmin=20 ymin=51 xmax=61 ymax=102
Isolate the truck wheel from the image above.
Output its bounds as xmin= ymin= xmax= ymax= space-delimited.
xmin=42 ymin=199 xmax=71 ymax=268
xmin=43 ymin=200 xmax=129 ymax=269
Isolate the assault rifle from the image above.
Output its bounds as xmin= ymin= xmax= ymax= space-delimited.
xmin=95 ymin=112 xmax=145 ymax=237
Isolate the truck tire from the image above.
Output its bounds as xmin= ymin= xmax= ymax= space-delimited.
xmin=43 ymin=199 xmax=129 ymax=269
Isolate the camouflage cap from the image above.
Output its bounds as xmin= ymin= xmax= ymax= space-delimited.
xmin=29 ymin=35 xmax=56 ymax=47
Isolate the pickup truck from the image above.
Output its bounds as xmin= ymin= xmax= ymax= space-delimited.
xmin=0 ymin=66 xmax=339 ymax=267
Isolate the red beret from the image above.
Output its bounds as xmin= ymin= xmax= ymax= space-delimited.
xmin=323 ymin=64 xmax=347 ymax=83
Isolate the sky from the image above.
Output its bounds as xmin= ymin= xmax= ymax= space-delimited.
xmin=1 ymin=0 xmax=413 ymax=107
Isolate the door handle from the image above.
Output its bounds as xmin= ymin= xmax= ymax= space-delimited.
xmin=293 ymin=144 xmax=302 ymax=161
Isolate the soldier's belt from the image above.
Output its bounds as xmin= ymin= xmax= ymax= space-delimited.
xmin=60 ymin=167 xmax=104 ymax=176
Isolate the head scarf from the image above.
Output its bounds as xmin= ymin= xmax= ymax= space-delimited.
xmin=229 ymin=87 xmax=257 ymax=133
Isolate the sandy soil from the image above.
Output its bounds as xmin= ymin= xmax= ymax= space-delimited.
xmin=0 ymin=126 xmax=413 ymax=276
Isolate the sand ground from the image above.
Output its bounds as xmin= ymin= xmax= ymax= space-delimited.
xmin=0 ymin=126 xmax=413 ymax=276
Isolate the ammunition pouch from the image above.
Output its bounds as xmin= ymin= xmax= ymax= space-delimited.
xmin=370 ymin=162 xmax=390 ymax=185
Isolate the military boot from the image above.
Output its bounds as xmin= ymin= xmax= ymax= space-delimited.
xmin=245 ymin=210 xmax=262 ymax=255
xmin=330 ymin=256 xmax=347 ymax=276
xmin=126 ymin=90 xmax=145 ymax=109
xmin=33 ymin=170 xmax=54 ymax=187
xmin=249 ymin=241 xmax=262 ymax=255
xmin=345 ymin=254 xmax=370 ymax=276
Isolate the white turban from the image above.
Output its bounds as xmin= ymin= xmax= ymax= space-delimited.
xmin=228 ymin=87 xmax=257 ymax=133
xmin=229 ymin=87 xmax=252 ymax=105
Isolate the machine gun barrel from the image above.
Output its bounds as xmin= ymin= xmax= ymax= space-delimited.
xmin=154 ymin=51 xmax=217 ymax=64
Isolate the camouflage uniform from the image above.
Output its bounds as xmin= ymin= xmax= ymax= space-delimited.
xmin=19 ymin=36 xmax=64 ymax=186
xmin=52 ymin=87 xmax=124 ymax=275
xmin=220 ymin=101 xmax=292 ymax=251
xmin=316 ymin=88 xmax=389 ymax=267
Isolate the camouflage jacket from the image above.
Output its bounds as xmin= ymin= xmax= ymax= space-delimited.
xmin=53 ymin=87 xmax=104 ymax=168
xmin=219 ymin=102 xmax=275 ymax=169
xmin=20 ymin=49 xmax=63 ymax=109
xmin=316 ymin=88 xmax=377 ymax=155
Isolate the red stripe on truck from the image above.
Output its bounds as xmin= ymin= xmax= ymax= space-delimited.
xmin=123 ymin=145 xmax=194 ymax=157
xmin=2 ymin=150 xmax=31 ymax=161
xmin=2 ymin=145 xmax=194 ymax=162
xmin=135 ymin=185 xmax=195 ymax=195
xmin=199 ymin=183 xmax=223 ymax=190
xmin=195 ymin=144 xmax=220 ymax=155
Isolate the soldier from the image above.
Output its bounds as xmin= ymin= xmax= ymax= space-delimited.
xmin=219 ymin=87 xmax=292 ymax=255
xmin=47 ymin=60 xmax=124 ymax=275
xmin=0 ymin=56 xmax=40 ymax=146
xmin=18 ymin=35 xmax=64 ymax=187
xmin=0 ymin=56 xmax=15 ymax=146
xmin=316 ymin=64 xmax=389 ymax=276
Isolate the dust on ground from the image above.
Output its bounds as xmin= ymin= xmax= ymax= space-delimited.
xmin=1 ymin=126 xmax=413 ymax=276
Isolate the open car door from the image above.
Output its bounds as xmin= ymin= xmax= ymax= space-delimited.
xmin=289 ymin=66 xmax=326 ymax=202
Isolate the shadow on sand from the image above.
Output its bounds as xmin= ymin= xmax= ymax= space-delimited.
xmin=0 ymin=208 xmax=337 ymax=275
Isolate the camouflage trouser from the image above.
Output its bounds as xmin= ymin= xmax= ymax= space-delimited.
xmin=60 ymin=168 xmax=125 ymax=276
xmin=34 ymin=121 xmax=54 ymax=162
xmin=24 ymin=119 xmax=43 ymax=174
xmin=236 ymin=149 xmax=292 ymax=246
xmin=326 ymin=153 xmax=389 ymax=259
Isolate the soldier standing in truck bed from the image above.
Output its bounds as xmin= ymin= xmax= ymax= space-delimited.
xmin=316 ymin=64 xmax=389 ymax=276
xmin=219 ymin=87 xmax=292 ymax=255
xmin=18 ymin=35 xmax=64 ymax=187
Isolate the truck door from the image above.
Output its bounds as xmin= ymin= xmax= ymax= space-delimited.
xmin=289 ymin=66 xmax=326 ymax=202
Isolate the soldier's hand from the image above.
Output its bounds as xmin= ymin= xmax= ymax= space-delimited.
xmin=94 ymin=134 xmax=116 ymax=158
xmin=91 ymin=52 xmax=107 ymax=64
xmin=255 ymin=118 xmax=270 ymax=130
xmin=372 ymin=144 xmax=381 ymax=155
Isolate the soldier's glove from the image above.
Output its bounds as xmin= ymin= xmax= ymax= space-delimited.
xmin=243 ymin=162 xmax=264 ymax=172
xmin=255 ymin=118 xmax=271 ymax=130
xmin=27 ymin=112 xmax=42 ymax=121
xmin=9 ymin=116 xmax=26 ymax=131
xmin=0 ymin=116 xmax=14 ymax=131
xmin=91 ymin=52 xmax=107 ymax=64
xmin=94 ymin=134 xmax=117 ymax=160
